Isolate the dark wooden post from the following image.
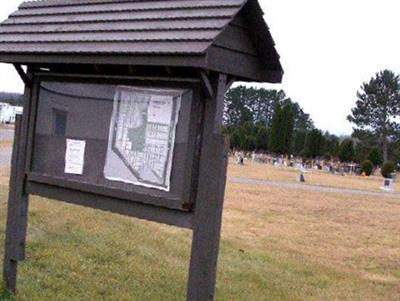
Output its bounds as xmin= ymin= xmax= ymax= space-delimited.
xmin=187 ymin=73 xmax=229 ymax=301
xmin=3 ymin=116 xmax=27 ymax=292
xmin=3 ymin=72 xmax=32 ymax=293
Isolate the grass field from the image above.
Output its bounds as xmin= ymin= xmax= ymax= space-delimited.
xmin=0 ymin=161 xmax=399 ymax=300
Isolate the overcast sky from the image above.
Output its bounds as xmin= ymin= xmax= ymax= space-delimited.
xmin=1 ymin=0 xmax=400 ymax=135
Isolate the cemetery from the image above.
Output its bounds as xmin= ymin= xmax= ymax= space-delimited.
xmin=235 ymin=152 xmax=398 ymax=191
xmin=0 ymin=0 xmax=398 ymax=300
xmin=0 ymin=157 xmax=399 ymax=300
xmin=231 ymin=154 xmax=399 ymax=193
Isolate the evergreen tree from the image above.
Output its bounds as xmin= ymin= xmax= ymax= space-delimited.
xmin=224 ymin=86 xmax=313 ymax=130
xmin=348 ymin=70 xmax=400 ymax=161
xmin=338 ymin=139 xmax=355 ymax=162
xmin=293 ymin=130 xmax=307 ymax=156
xmin=223 ymin=86 xmax=314 ymax=153
xmin=323 ymin=132 xmax=340 ymax=158
xmin=268 ymin=104 xmax=284 ymax=154
xmin=256 ymin=126 xmax=269 ymax=151
xmin=237 ymin=121 xmax=257 ymax=151
xmin=303 ymin=129 xmax=325 ymax=158
xmin=368 ymin=147 xmax=383 ymax=166
xmin=352 ymin=130 xmax=377 ymax=162
xmin=229 ymin=129 xmax=242 ymax=150
xmin=281 ymin=103 xmax=295 ymax=154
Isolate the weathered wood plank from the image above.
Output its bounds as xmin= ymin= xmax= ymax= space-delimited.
xmin=187 ymin=74 xmax=229 ymax=301
xmin=0 ymin=41 xmax=211 ymax=54
xmin=14 ymin=0 xmax=243 ymax=16
xmin=3 ymin=71 xmax=33 ymax=292
xmin=19 ymin=0 xmax=245 ymax=9
xmin=26 ymin=181 xmax=194 ymax=229
xmin=4 ymin=8 xmax=239 ymax=25
xmin=0 ymin=19 xmax=228 ymax=34
xmin=206 ymin=45 xmax=283 ymax=83
xmin=214 ymin=24 xmax=257 ymax=56
xmin=0 ymin=30 xmax=218 ymax=43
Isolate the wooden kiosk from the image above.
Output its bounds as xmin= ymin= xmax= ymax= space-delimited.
xmin=0 ymin=0 xmax=282 ymax=299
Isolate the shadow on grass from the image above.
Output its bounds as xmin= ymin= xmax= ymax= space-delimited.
xmin=0 ymin=283 xmax=14 ymax=301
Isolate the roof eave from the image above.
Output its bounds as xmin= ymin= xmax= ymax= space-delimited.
xmin=240 ymin=0 xmax=284 ymax=82
xmin=0 ymin=52 xmax=207 ymax=69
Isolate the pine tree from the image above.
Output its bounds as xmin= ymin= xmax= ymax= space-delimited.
xmin=268 ymin=104 xmax=284 ymax=154
xmin=281 ymin=103 xmax=295 ymax=154
xmin=368 ymin=147 xmax=383 ymax=166
xmin=348 ymin=70 xmax=400 ymax=161
xmin=293 ymin=131 xmax=307 ymax=156
xmin=256 ymin=126 xmax=269 ymax=151
xmin=303 ymin=129 xmax=325 ymax=158
xmin=338 ymin=139 xmax=355 ymax=162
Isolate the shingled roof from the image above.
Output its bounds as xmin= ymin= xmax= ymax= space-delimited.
xmin=0 ymin=0 xmax=283 ymax=83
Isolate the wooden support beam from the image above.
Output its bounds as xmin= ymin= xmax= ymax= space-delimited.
xmin=3 ymin=69 xmax=33 ymax=294
xmin=187 ymin=73 xmax=229 ymax=301
xmin=3 ymin=115 xmax=22 ymax=293
xmin=3 ymin=115 xmax=29 ymax=293
xmin=26 ymin=180 xmax=193 ymax=229
xmin=226 ymin=76 xmax=237 ymax=91
xmin=213 ymin=73 xmax=227 ymax=134
xmin=13 ymin=64 xmax=32 ymax=87
xmin=200 ymin=70 xmax=214 ymax=100
xmin=34 ymin=71 xmax=200 ymax=83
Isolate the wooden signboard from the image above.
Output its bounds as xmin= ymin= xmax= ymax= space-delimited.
xmin=29 ymin=78 xmax=201 ymax=212
xmin=4 ymin=70 xmax=231 ymax=301
xmin=0 ymin=0 xmax=282 ymax=300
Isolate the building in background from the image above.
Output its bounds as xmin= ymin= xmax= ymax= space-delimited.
xmin=0 ymin=102 xmax=23 ymax=123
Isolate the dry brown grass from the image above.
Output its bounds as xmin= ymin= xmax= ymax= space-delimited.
xmin=224 ymin=182 xmax=400 ymax=274
xmin=0 ymin=124 xmax=14 ymax=130
xmin=0 ymin=167 xmax=10 ymax=186
xmin=0 ymin=140 xmax=12 ymax=150
xmin=229 ymin=158 xmax=400 ymax=193
xmin=0 ymin=160 xmax=399 ymax=300
xmin=222 ymin=175 xmax=400 ymax=299
xmin=225 ymin=159 xmax=400 ymax=299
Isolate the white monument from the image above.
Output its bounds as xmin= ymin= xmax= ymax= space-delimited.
xmin=381 ymin=178 xmax=395 ymax=192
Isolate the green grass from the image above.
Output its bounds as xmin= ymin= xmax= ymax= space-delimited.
xmin=0 ymin=179 xmax=398 ymax=300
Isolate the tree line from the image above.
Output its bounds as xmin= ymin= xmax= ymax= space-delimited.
xmin=223 ymin=86 xmax=343 ymax=159
xmin=223 ymin=74 xmax=400 ymax=169
xmin=0 ymin=92 xmax=24 ymax=106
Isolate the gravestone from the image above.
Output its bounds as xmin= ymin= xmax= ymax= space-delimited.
xmin=381 ymin=178 xmax=395 ymax=192
xmin=297 ymin=172 xmax=306 ymax=183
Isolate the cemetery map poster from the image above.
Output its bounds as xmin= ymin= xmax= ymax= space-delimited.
xmin=104 ymin=86 xmax=182 ymax=191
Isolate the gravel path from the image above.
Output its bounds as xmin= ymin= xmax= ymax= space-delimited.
xmin=0 ymin=129 xmax=14 ymax=168
xmin=229 ymin=177 xmax=400 ymax=198
xmin=0 ymin=147 xmax=12 ymax=169
xmin=0 ymin=129 xmax=14 ymax=141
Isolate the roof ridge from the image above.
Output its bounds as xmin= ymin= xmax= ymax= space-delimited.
xmin=0 ymin=38 xmax=215 ymax=43
xmin=13 ymin=4 xmax=242 ymax=18
xmin=4 ymin=15 xmax=237 ymax=26
xmin=20 ymin=0 xmax=247 ymax=9
xmin=0 ymin=27 xmax=223 ymax=33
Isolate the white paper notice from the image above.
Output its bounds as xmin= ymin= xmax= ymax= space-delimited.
xmin=65 ymin=139 xmax=86 ymax=175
